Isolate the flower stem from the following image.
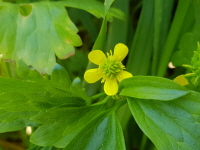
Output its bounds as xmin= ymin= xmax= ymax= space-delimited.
xmin=91 ymin=92 xmax=106 ymax=102
xmin=92 ymin=96 xmax=111 ymax=106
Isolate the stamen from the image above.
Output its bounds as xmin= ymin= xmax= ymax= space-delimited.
xmin=110 ymin=50 xmax=112 ymax=56
xmin=107 ymin=52 xmax=110 ymax=57
xmin=100 ymin=56 xmax=125 ymax=79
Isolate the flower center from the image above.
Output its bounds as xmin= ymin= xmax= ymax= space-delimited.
xmin=100 ymin=58 xmax=125 ymax=78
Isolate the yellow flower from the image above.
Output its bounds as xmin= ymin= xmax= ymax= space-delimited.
xmin=84 ymin=43 xmax=133 ymax=96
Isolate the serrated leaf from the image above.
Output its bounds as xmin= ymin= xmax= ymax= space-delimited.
xmin=127 ymin=91 xmax=200 ymax=150
xmin=0 ymin=110 xmax=38 ymax=132
xmin=119 ymin=76 xmax=189 ymax=100
xmin=30 ymin=107 xmax=125 ymax=150
xmin=0 ymin=109 xmax=37 ymax=133
xmin=64 ymin=111 xmax=125 ymax=150
xmin=0 ymin=1 xmax=124 ymax=75
xmin=0 ymin=2 xmax=82 ymax=74
xmin=30 ymin=105 xmax=105 ymax=147
xmin=0 ymin=77 xmax=86 ymax=132
xmin=0 ymin=77 xmax=86 ymax=110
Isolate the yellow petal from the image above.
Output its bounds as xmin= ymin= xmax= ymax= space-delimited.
xmin=104 ymin=78 xmax=118 ymax=96
xmin=88 ymin=50 xmax=106 ymax=65
xmin=84 ymin=68 xmax=103 ymax=83
xmin=117 ymin=70 xmax=133 ymax=82
xmin=113 ymin=43 xmax=128 ymax=61
xmin=173 ymin=75 xmax=189 ymax=86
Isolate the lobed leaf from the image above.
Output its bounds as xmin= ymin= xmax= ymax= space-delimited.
xmin=0 ymin=77 xmax=86 ymax=132
xmin=0 ymin=2 xmax=82 ymax=74
xmin=0 ymin=111 xmax=38 ymax=132
xmin=0 ymin=77 xmax=125 ymax=149
xmin=30 ymin=105 xmax=104 ymax=147
xmin=127 ymin=91 xmax=200 ymax=150
xmin=63 ymin=111 xmax=125 ymax=150
xmin=119 ymin=76 xmax=189 ymax=100
xmin=0 ymin=1 xmax=124 ymax=75
xmin=30 ymin=107 xmax=125 ymax=150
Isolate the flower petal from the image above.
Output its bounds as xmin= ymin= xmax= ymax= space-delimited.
xmin=104 ymin=78 xmax=118 ymax=96
xmin=88 ymin=50 xmax=106 ymax=65
xmin=84 ymin=68 xmax=103 ymax=83
xmin=117 ymin=70 xmax=133 ymax=82
xmin=173 ymin=75 xmax=189 ymax=86
xmin=113 ymin=43 xmax=128 ymax=61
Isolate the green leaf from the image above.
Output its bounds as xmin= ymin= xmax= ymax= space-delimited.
xmin=28 ymin=146 xmax=55 ymax=150
xmin=31 ymin=107 xmax=125 ymax=150
xmin=0 ymin=77 xmax=86 ymax=132
xmin=0 ymin=1 xmax=124 ymax=75
xmin=193 ymin=0 xmax=200 ymax=29
xmin=0 ymin=2 xmax=82 ymax=74
xmin=107 ymin=6 xmax=125 ymax=21
xmin=0 ymin=111 xmax=38 ymax=132
xmin=105 ymin=0 xmax=129 ymax=49
xmin=16 ymin=59 xmax=44 ymax=80
xmin=61 ymin=0 xmax=124 ymax=20
xmin=157 ymin=0 xmax=192 ymax=76
xmin=64 ymin=111 xmax=125 ymax=150
xmin=0 ymin=78 xmax=86 ymax=110
xmin=104 ymin=0 xmax=114 ymax=16
xmin=152 ymin=0 xmax=174 ymax=75
xmin=127 ymin=91 xmax=200 ymax=150
xmin=30 ymin=105 xmax=104 ymax=147
xmin=0 ymin=77 xmax=125 ymax=149
xmin=119 ymin=76 xmax=189 ymax=100
xmin=126 ymin=0 xmax=154 ymax=75
xmin=171 ymin=0 xmax=200 ymax=67
xmin=61 ymin=0 xmax=106 ymax=18
xmin=51 ymin=63 xmax=71 ymax=89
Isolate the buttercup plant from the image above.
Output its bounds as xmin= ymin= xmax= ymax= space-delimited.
xmin=0 ymin=0 xmax=200 ymax=150
xmin=84 ymin=43 xmax=133 ymax=95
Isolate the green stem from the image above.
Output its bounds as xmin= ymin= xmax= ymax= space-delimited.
xmin=184 ymin=72 xmax=196 ymax=77
xmin=91 ymin=92 xmax=106 ymax=102
xmin=140 ymin=134 xmax=148 ymax=150
xmin=92 ymin=96 xmax=111 ymax=106
xmin=157 ymin=0 xmax=191 ymax=77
